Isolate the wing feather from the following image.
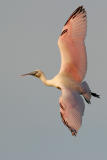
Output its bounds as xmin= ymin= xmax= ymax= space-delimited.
xmin=59 ymin=87 xmax=85 ymax=135
xmin=58 ymin=6 xmax=87 ymax=82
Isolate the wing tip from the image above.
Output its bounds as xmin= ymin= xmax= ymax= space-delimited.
xmin=60 ymin=109 xmax=78 ymax=136
xmin=71 ymin=129 xmax=77 ymax=136
xmin=64 ymin=6 xmax=86 ymax=26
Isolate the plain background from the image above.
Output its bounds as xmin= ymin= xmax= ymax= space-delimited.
xmin=0 ymin=0 xmax=107 ymax=160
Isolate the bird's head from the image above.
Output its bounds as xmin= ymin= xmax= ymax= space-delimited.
xmin=21 ymin=70 xmax=43 ymax=79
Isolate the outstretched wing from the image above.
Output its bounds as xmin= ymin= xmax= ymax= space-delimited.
xmin=58 ymin=6 xmax=87 ymax=82
xmin=59 ymin=87 xmax=85 ymax=136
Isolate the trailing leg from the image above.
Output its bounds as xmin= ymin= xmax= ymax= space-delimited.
xmin=80 ymin=81 xmax=91 ymax=104
xmin=91 ymin=92 xmax=100 ymax=98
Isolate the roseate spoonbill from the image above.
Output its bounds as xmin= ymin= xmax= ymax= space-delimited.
xmin=21 ymin=6 xmax=100 ymax=136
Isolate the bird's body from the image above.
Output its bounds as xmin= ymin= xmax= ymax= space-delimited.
xmin=39 ymin=72 xmax=79 ymax=89
xmin=21 ymin=6 xmax=100 ymax=136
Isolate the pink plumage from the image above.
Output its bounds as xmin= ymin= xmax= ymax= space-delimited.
xmin=21 ymin=6 xmax=100 ymax=136
xmin=58 ymin=6 xmax=87 ymax=82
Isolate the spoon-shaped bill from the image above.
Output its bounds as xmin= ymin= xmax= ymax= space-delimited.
xmin=20 ymin=71 xmax=37 ymax=77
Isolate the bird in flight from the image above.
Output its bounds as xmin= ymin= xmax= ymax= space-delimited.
xmin=21 ymin=6 xmax=100 ymax=136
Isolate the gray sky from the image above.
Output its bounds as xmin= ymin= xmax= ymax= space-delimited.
xmin=0 ymin=0 xmax=107 ymax=160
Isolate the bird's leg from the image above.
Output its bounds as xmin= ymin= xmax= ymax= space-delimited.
xmin=79 ymin=86 xmax=91 ymax=104
xmin=91 ymin=92 xmax=100 ymax=98
xmin=79 ymin=82 xmax=91 ymax=104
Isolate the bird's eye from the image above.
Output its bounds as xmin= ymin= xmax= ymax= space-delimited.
xmin=35 ymin=72 xmax=41 ymax=78
xmin=60 ymin=29 xmax=68 ymax=36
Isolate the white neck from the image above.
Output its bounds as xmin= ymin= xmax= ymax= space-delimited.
xmin=39 ymin=73 xmax=55 ymax=87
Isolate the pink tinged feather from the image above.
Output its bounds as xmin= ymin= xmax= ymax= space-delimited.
xmin=59 ymin=87 xmax=85 ymax=135
xmin=58 ymin=6 xmax=87 ymax=82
